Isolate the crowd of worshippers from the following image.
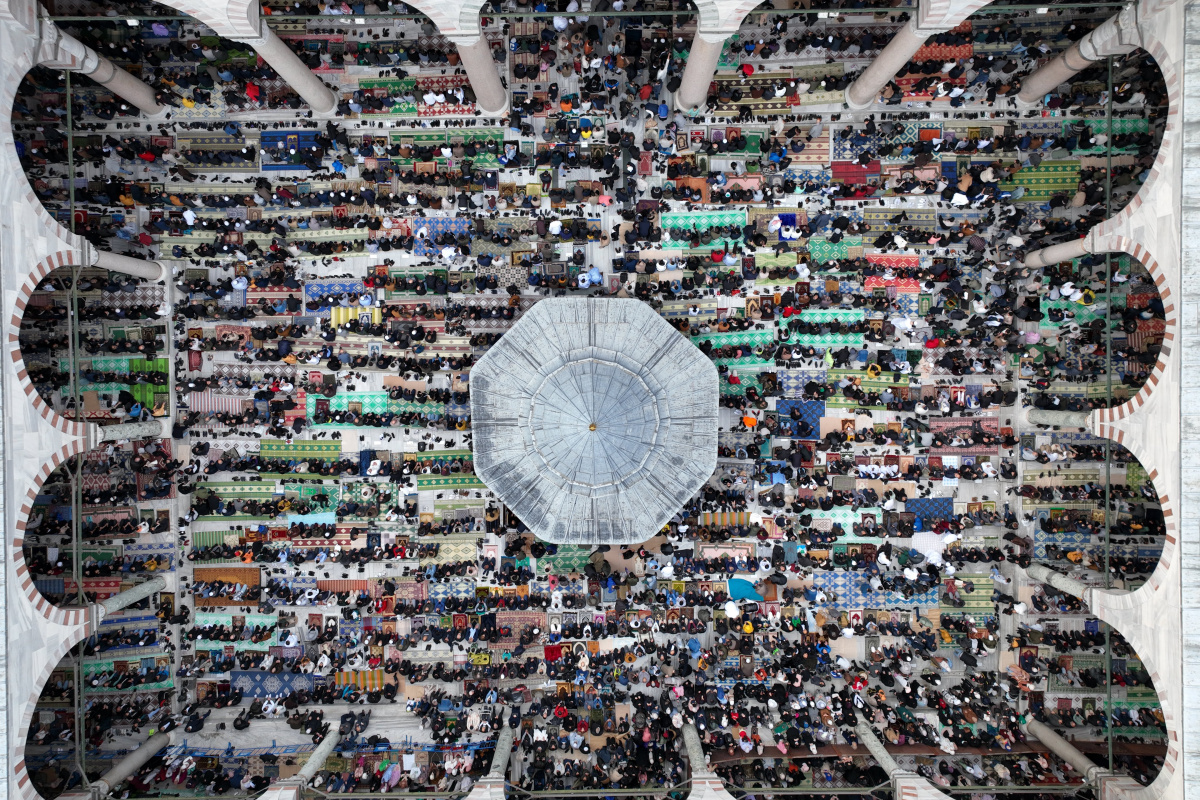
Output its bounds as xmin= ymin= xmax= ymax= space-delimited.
xmin=10 ymin=3 xmax=1177 ymax=798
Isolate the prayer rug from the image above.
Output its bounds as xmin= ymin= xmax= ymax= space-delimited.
xmin=700 ymin=512 xmax=750 ymax=527
xmin=691 ymin=329 xmax=776 ymax=348
xmin=775 ymin=399 xmax=825 ymax=437
xmin=797 ymin=308 xmax=865 ymax=324
xmin=259 ymin=439 xmax=342 ymax=460
xmin=778 ymin=369 xmax=828 ymax=398
xmin=999 ymin=160 xmax=1081 ymax=202
xmin=415 ymin=474 xmax=486 ymax=490
xmin=830 ymin=160 xmax=881 ymax=184
xmin=752 ymin=250 xmax=800 ymax=270
xmin=811 ymin=570 xmax=938 ymax=609
xmin=912 ymin=42 xmax=972 ymax=62
xmin=392 ymin=579 xmax=427 ymax=602
xmin=903 ymin=497 xmax=955 ymax=524
xmin=928 ymin=417 xmax=1001 ymax=456
xmin=334 ymin=669 xmax=386 ymax=690
xmin=790 ymin=130 xmax=830 ymax=166
xmin=712 ymin=353 xmax=774 ymax=367
xmin=862 ymin=207 xmax=936 ymax=234
xmin=791 ymin=332 xmax=864 ymax=348
xmin=535 ymin=546 xmax=593 ymax=576
xmin=428 ymin=577 xmax=476 ymax=602
xmin=123 ymin=542 xmax=176 ymax=570
xmin=660 ymin=209 xmax=748 ymax=231
xmin=806 ymin=237 xmax=862 ymax=263
xmin=421 ymin=541 xmax=477 ymax=565
xmin=831 ymin=134 xmax=884 ymax=161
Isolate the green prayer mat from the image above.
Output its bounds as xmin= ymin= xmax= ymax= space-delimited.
xmin=415 ymin=474 xmax=486 ymax=490
xmin=260 ymin=438 xmax=342 ymax=460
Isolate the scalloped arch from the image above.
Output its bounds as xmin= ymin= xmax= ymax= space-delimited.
xmin=10 ymin=250 xmax=92 ymax=437
xmin=12 ymin=622 xmax=91 ymax=800
xmin=12 ymin=439 xmax=97 ymax=625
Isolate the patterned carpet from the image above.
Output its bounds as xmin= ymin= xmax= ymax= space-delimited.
xmin=811 ymin=571 xmax=939 ymax=609
xmin=999 ymin=161 xmax=1081 ymax=202
xmin=260 ymin=439 xmax=343 ymax=460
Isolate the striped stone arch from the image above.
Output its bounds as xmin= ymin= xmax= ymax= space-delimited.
xmin=1084 ymin=419 xmax=1181 ymax=799
xmin=11 ymin=621 xmax=92 ymax=800
xmin=1084 ymin=237 xmax=1174 ymax=426
xmin=1091 ymin=33 xmax=1180 ymax=294
xmin=1082 ymin=21 xmax=1182 ymax=800
xmin=1092 ymin=422 xmax=1177 ymax=591
xmin=916 ymin=0 xmax=996 ymax=28
xmin=148 ymin=0 xmax=262 ymax=38
xmin=0 ymin=0 xmax=37 ymax=32
xmin=1054 ymin=425 xmax=1182 ymax=800
xmin=0 ymin=48 xmax=84 ymax=250
xmin=406 ymin=0 xmax=485 ymax=39
xmin=8 ymin=250 xmax=92 ymax=437
xmin=1085 ymin=502 xmax=1182 ymax=800
xmin=453 ymin=0 xmax=724 ymax=35
xmin=12 ymin=439 xmax=96 ymax=626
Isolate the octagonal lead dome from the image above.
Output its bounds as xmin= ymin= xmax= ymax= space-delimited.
xmin=469 ymin=297 xmax=719 ymax=544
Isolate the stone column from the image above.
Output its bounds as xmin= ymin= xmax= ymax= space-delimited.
xmin=1024 ymin=237 xmax=1093 ymax=268
xmin=37 ymin=20 xmax=164 ymax=116
xmin=99 ymin=576 xmax=165 ymax=616
xmin=1026 ymin=563 xmax=1091 ymax=602
xmin=845 ymin=17 xmax=940 ymax=109
xmin=93 ymin=420 xmax=163 ymax=445
xmin=464 ymin=723 xmax=514 ymax=800
xmin=449 ymin=35 xmax=507 ymax=115
xmin=1026 ymin=408 xmax=1092 ymax=429
xmin=234 ymin=20 xmax=336 ymax=115
xmin=854 ymin=720 xmax=900 ymax=775
xmin=1018 ymin=5 xmax=1143 ymax=104
xmin=676 ymin=32 xmax=728 ymax=113
xmin=1022 ymin=718 xmax=1105 ymax=782
xmin=681 ymin=723 xmax=737 ymax=800
xmin=91 ymin=248 xmax=164 ymax=282
xmin=296 ymin=731 xmax=341 ymax=782
xmin=90 ymin=731 xmax=173 ymax=796
xmin=854 ymin=724 xmax=944 ymax=800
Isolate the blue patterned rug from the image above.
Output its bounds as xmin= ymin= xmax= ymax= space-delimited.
xmin=904 ymin=497 xmax=954 ymax=525
xmin=779 ymin=369 xmax=828 ymax=398
xmin=413 ymin=218 xmax=473 ymax=256
xmin=812 ymin=571 xmax=939 ymax=609
xmin=304 ymin=281 xmax=365 ymax=313
xmin=776 ymin=399 xmax=825 ymax=437
xmin=230 ymin=670 xmax=314 ymax=696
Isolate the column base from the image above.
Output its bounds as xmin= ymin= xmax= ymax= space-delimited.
xmin=1012 ymin=94 xmax=1041 ymax=111
xmin=843 ymin=87 xmax=876 ymax=111
xmin=473 ymin=99 xmax=510 ymax=118
xmin=464 ymin=777 xmax=506 ymax=800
